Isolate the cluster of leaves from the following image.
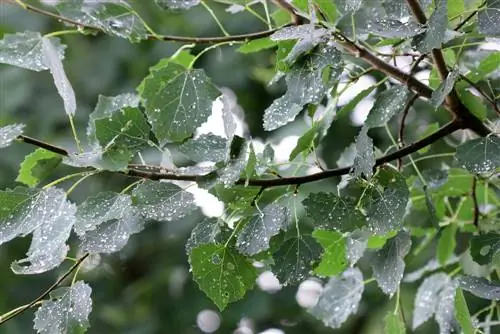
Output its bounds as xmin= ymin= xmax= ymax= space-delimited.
xmin=0 ymin=0 xmax=499 ymax=333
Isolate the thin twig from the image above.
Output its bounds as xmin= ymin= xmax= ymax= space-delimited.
xmin=0 ymin=253 xmax=90 ymax=325
xmin=454 ymin=1 xmax=487 ymax=31
xmin=471 ymin=176 xmax=480 ymax=227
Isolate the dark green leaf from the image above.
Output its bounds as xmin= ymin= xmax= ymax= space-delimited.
xmin=0 ymin=32 xmax=64 ymax=71
xmin=289 ymin=125 xmax=318 ymax=161
xmin=437 ymin=224 xmax=457 ymax=265
xmin=457 ymin=89 xmax=487 ymax=121
xmin=16 ymin=148 xmax=62 ymax=188
xmin=478 ymin=0 xmax=500 ymax=36
xmin=353 ymin=126 xmax=375 ymax=179
xmin=455 ymin=136 xmax=500 ymax=174
xmin=312 ymin=230 xmax=348 ymax=277
xmin=0 ymin=123 xmax=24 ymax=148
xmin=273 ymin=235 xmax=322 ymax=286
xmin=237 ymin=38 xmax=277 ymax=54
xmin=365 ymin=86 xmax=411 ymax=128
xmin=469 ymin=233 xmax=500 ymax=265
xmin=131 ymin=180 xmax=196 ymax=222
xmin=454 ymin=288 xmax=475 ymax=334
xmin=236 ymin=203 xmax=289 ymax=255
xmin=303 ymin=192 xmax=365 ymax=232
xmin=310 ymin=267 xmax=364 ymax=329
xmin=458 ymin=275 xmax=500 ymax=300
xmin=372 ymin=231 xmax=411 ymax=296
xmin=138 ymin=60 xmax=221 ymax=144
xmin=413 ymin=0 xmax=448 ymax=52
xmin=190 ymin=243 xmax=257 ymax=310
xmin=56 ymin=0 xmax=148 ymax=42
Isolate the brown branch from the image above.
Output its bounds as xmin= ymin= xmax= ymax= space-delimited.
xmin=471 ymin=176 xmax=479 ymax=227
xmin=0 ymin=253 xmax=89 ymax=325
xmin=404 ymin=0 xmax=490 ymax=137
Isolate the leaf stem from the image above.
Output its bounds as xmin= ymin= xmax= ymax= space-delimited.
xmin=189 ymin=41 xmax=241 ymax=68
xmin=68 ymin=115 xmax=82 ymax=153
xmin=43 ymin=171 xmax=91 ymax=189
xmin=43 ymin=29 xmax=81 ymax=38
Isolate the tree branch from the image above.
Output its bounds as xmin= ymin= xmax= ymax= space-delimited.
xmin=17 ymin=122 xmax=461 ymax=187
xmin=0 ymin=253 xmax=89 ymax=325
xmin=404 ymin=0 xmax=490 ymax=136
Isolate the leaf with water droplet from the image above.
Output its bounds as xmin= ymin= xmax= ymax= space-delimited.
xmin=131 ymin=180 xmax=196 ymax=222
xmin=75 ymin=192 xmax=145 ymax=254
xmin=455 ymin=136 xmax=500 ymax=174
xmin=0 ymin=123 xmax=25 ymax=148
xmin=412 ymin=273 xmax=450 ymax=330
xmin=263 ymin=44 xmax=343 ymax=131
xmin=178 ymin=133 xmax=229 ymax=163
xmin=56 ymin=0 xmax=148 ymax=42
xmin=458 ymin=275 xmax=500 ymax=300
xmin=469 ymin=232 xmax=500 ymax=265
xmin=186 ymin=218 xmax=221 ymax=255
xmin=363 ymin=167 xmax=409 ymax=235
xmin=365 ymin=86 xmax=411 ymax=128
xmin=346 ymin=232 xmax=368 ymax=265
xmin=236 ymin=203 xmax=289 ymax=256
xmin=190 ymin=243 xmax=256 ymax=310
xmin=155 ymin=0 xmax=200 ymax=11
xmin=372 ymin=231 xmax=411 ymax=296
xmin=413 ymin=0 xmax=448 ymax=52
xmin=41 ymin=37 xmax=76 ymax=116
xmin=34 ymin=281 xmax=92 ymax=334
xmin=16 ymin=148 xmax=62 ymax=188
xmin=435 ymin=279 xmax=459 ymax=334
xmin=478 ymin=0 xmax=500 ymax=37
xmin=310 ymin=267 xmax=364 ymax=329
xmin=312 ymin=230 xmax=348 ymax=277
xmin=272 ymin=235 xmax=322 ymax=286
xmin=87 ymin=93 xmax=150 ymax=170
xmin=303 ymin=192 xmax=366 ymax=232
xmin=368 ymin=19 xmax=425 ymax=38
xmin=0 ymin=32 xmax=64 ymax=71
xmin=138 ymin=61 xmax=221 ymax=144
xmin=431 ymin=70 xmax=460 ymax=108
xmin=353 ymin=126 xmax=375 ymax=179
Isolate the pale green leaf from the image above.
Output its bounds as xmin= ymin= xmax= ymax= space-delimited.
xmin=178 ymin=134 xmax=228 ymax=163
xmin=412 ymin=273 xmax=450 ymax=330
xmin=478 ymin=0 xmax=500 ymax=36
xmin=312 ymin=230 xmax=348 ymax=277
xmin=437 ymin=224 xmax=457 ymax=265
xmin=16 ymin=148 xmax=62 ymax=188
xmin=365 ymin=86 xmax=411 ymax=128
xmin=0 ymin=123 xmax=24 ymax=148
xmin=353 ymin=126 xmax=375 ymax=179
xmin=454 ymin=288 xmax=475 ymax=334
xmin=458 ymin=275 xmax=500 ymax=300
xmin=384 ymin=312 xmax=406 ymax=334
xmin=237 ymin=38 xmax=277 ymax=54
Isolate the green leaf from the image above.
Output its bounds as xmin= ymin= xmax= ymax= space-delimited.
xmin=155 ymin=0 xmax=200 ymax=11
xmin=448 ymin=0 xmax=464 ymax=20
xmin=190 ymin=243 xmax=256 ymax=310
xmin=16 ymin=148 xmax=62 ymax=188
xmin=365 ymin=167 xmax=409 ymax=235
xmin=372 ymin=231 xmax=411 ymax=296
xmin=458 ymin=275 xmax=500 ymax=300
xmin=455 ymin=136 xmax=500 ymax=174
xmin=467 ymin=51 xmax=500 ymax=82
xmin=0 ymin=123 xmax=24 ymax=148
xmin=430 ymin=70 xmax=459 ymax=108
xmin=478 ymin=0 xmax=500 ymax=37
xmin=131 ymin=180 xmax=197 ymax=222
xmin=303 ymin=192 xmax=365 ymax=232
xmin=56 ymin=0 xmax=148 ymax=42
xmin=271 ymin=26 xmax=329 ymax=65
xmin=353 ymin=126 xmax=375 ymax=179
xmin=413 ymin=0 xmax=448 ymax=52
xmin=75 ymin=192 xmax=145 ymax=254
xmin=236 ymin=203 xmax=289 ymax=256
xmin=263 ymin=44 xmax=343 ymax=130
xmin=34 ymin=281 xmax=92 ymax=334
xmin=272 ymin=235 xmax=322 ymax=286
xmin=469 ymin=233 xmax=500 ymax=265
xmin=314 ymin=0 xmax=337 ymax=22
xmin=365 ymin=86 xmax=411 ymax=128
xmin=0 ymin=187 xmax=75 ymax=274
xmin=289 ymin=125 xmax=319 ymax=161
xmin=312 ymin=230 xmax=348 ymax=277
xmin=384 ymin=312 xmax=406 ymax=334
xmin=237 ymin=38 xmax=277 ymax=54
xmin=88 ymin=94 xmax=150 ymax=170
xmin=169 ymin=49 xmax=195 ymax=69
xmin=437 ymin=224 xmax=457 ymax=265
xmin=178 ymin=134 xmax=228 ymax=163
xmin=0 ymin=32 xmax=65 ymax=71
xmin=367 ymin=19 xmax=425 ymax=38
xmin=454 ymin=288 xmax=475 ymax=334
xmin=186 ymin=218 xmax=221 ymax=255
xmin=310 ymin=267 xmax=364 ymax=329
xmin=457 ymin=89 xmax=487 ymax=121
xmin=138 ymin=61 xmax=220 ymax=144
xmin=412 ymin=273 xmax=450 ymax=330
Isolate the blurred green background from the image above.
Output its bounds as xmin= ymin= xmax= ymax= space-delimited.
xmin=0 ymin=1 xmax=491 ymax=333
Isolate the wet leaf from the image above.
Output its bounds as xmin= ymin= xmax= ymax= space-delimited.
xmin=34 ymin=281 xmax=92 ymax=334
xmin=435 ymin=280 xmax=459 ymax=334
xmin=131 ymin=180 xmax=197 ymax=222
xmin=178 ymin=134 xmax=229 ymax=163
xmin=312 ymin=230 xmax=348 ymax=277
xmin=469 ymin=232 xmax=500 ymax=265
xmin=365 ymin=86 xmax=411 ymax=128
xmin=478 ymin=0 xmax=500 ymax=37
xmin=16 ymin=148 xmax=62 ymax=188
xmin=310 ymin=267 xmax=364 ymax=329
xmin=353 ymin=126 xmax=375 ymax=179
xmin=372 ymin=231 xmax=411 ymax=296
xmin=368 ymin=19 xmax=425 ymax=38
xmin=138 ymin=61 xmax=220 ymax=144
xmin=412 ymin=273 xmax=450 ymax=330
xmin=190 ymin=243 xmax=256 ymax=310
xmin=413 ymin=0 xmax=448 ymax=52
xmin=75 ymin=192 xmax=145 ymax=253
xmin=186 ymin=218 xmax=221 ymax=255
xmin=0 ymin=124 xmax=24 ymax=148
xmin=430 ymin=70 xmax=460 ymax=108
xmin=455 ymin=136 xmax=500 ymax=174
xmin=458 ymin=275 xmax=500 ymax=300
xmin=155 ymin=0 xmax=200 ymax=11
xmin=303 ymin=192 xmax=365 ymax=232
